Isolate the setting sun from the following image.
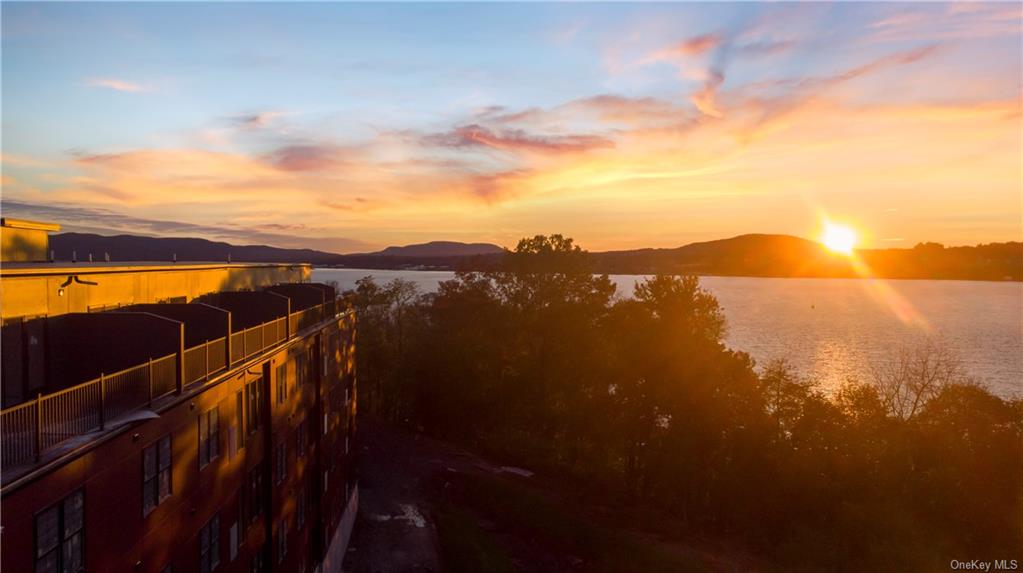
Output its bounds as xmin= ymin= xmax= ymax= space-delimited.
xmin=822 ymin=223 xmax=858 ymax=255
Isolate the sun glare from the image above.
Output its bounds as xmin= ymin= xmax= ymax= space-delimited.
xmin=822 ymin=223 xmax=858 ymax=255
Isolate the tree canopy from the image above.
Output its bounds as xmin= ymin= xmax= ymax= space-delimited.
xmin=350 ymin=235 xmax=1023 ymax=571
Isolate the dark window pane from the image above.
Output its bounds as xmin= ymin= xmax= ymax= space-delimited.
xmin=63 ymin=491 xmax=83 ymax=536
xmin=144 ymin=446 xmax=157 ymax=480
xmin=36 ymin=552 xmax=58 ymax=573
xmin=61 ymin=531 xmax=83 ymax=573
xmin=159 ymin=436 xmax=172 ymax=470
xmin=143 ymin=483 xmax=156 ymax=515
xmin=211 ymin=515 xmax=221 ymax=569
xmin=199 ymin=414 xmax=209 ymax=467
xmin=159 ymin=468 xmax=172 ymax=499
xmin=236 ymin=391 xmax=245 ymax=446
xmin=36 ymin=506 xmax=59 ymax=557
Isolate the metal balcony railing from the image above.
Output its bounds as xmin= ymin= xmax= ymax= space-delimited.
xmin=1 ymin=354 xmax=177 ymax=467
xmin=1 ymin=297 xmax=348 ymax=471
xmin=184 ymin=336 xmax=229 ymax=386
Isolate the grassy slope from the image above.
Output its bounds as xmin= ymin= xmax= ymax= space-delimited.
xmin=433 ymin=471 xmax=716 ymax=573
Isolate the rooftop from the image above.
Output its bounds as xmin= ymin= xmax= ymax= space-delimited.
xmin=1 ymin=260 xmax=309 ymax=276
xmin=0 ymin=218 xmax=61 ymax=232
xmin=1 ymin=282 xmax=349 ymax=491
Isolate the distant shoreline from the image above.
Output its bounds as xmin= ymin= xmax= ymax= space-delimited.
xmin=314 ymin=266 xmax=1023 ymax=283
xmin=47 ymin=231 xmax=1022 ymax=282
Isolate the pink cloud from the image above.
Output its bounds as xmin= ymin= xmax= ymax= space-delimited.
xmin=690 ymin=71 xmax=725 ymax=118
xmin=263 ymin=145 xmax=345 ymax=172
xmin=84 ymin=78 xmax=147 ymax=93
xmin=646 ymin=33 xmax=722 ymax=63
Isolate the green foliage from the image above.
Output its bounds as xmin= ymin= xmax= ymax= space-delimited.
xmin=435 ymin=503 xmax=519 ymax=573
xmin=439 ymin=473 xmax=713 ymax=573
xmin=352 ymin=235 xmax=1023 ymax=571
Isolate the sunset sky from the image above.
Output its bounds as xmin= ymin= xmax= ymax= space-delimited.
xmin=2 ymin=2 xmax=1020 ymax=253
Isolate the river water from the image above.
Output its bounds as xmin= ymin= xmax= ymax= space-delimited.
xmin=313 ymin=269 xmax=1023 ymax=398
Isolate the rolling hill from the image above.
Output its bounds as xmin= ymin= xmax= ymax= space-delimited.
xmin=47 ymin=232 xmax=1022 ymax=281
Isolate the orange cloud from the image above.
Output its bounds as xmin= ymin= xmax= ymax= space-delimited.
xmin=690 ymin=71 xmax=725 ymax=118
xmin=645 ymin=33 xmax=722 ymax=62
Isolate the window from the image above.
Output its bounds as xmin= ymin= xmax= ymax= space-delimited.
xmin=235 ymin=390 xmax=245 ymax=450
xmin=237 ymin=487 xmax=245 ymax=532
xmin=295 ymin=352 xmax=308 ymax=387
xmin=199 ymin=512 xmax=220 ymax=573
xmin=249 ymin=550 xmax=265 ymax=573
xmin=296 ymin=419 xmax=307 ymax=458
xmin=245 ymin=377 xmax=262 ymax=435
xmin=274 ymin=443 xmax=287 ymax=485
xmin=143 ymin=435 xmax=172 ymax=515
xmin=247 ymin=466 xmax=263 ymax=523
xmin=275 ymin=364 xmax=288 ymax=405
xmin=35 ymin=489 xmax=84 ymax=573
xmin=296 ymin=486 xmax=306 ymax=529
xmin=275 ymin=519 xmax=288 ymax=563
xmin=229 ymin=522 xmax=239 ymax=562
xmin=199 ymin=407 xmax=219 ymax=469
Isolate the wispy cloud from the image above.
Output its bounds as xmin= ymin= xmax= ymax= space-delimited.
xmin=548 ymin=19 xmax=586 ymax=45
xmin=0 ymin=199 xmax=374 ymax=253
xmin=0 ymin=153 xmax=53 ymax=168
xmin=83 ymin=78 xmax=147 ymax=93
xmin=867 ymin=3 xmax=1022 ymax=43
xmin=425 ymin=124 xmax=614 ymax=155
xmin=227 ymin=111 xmax=287 ymax=129
xmin=263 ymin=144 xmax=347 ymax=172
xmin=644 ymin=33 xmax=722 ymax=63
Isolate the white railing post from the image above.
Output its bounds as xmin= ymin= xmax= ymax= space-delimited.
xmin=35 ymin=393 xmax=43 ymax=461
xmin=99 ymin=373 xmax=107 ymax=430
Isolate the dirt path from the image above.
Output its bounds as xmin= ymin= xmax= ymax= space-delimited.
xmin=343 ymin=416 xmax=485 ymax=572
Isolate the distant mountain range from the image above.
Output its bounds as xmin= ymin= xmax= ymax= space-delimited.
xmin=361 ymin=241 xmax=505 ymax=258
xmin=590 ymin=235 xmax=1022 ymax=280
xmin=49 ymin=233 xmax=344 ymax=264
xmin=48 ymin=232 xmax=1022 ymax=281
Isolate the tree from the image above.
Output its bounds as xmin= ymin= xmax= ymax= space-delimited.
xmin=869 ymin=338 xmax=968 ymax=419
xmin=351 ymin=276 xmax=423 ymax=417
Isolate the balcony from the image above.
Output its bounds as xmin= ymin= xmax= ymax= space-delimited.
xmin=1 ymin=285 xmax=348 ymax=474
